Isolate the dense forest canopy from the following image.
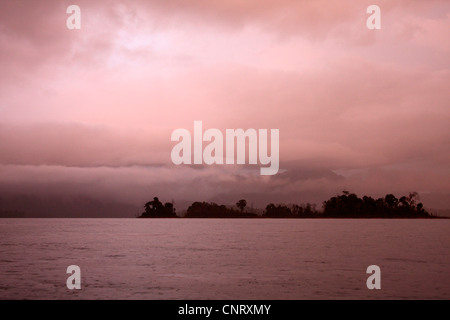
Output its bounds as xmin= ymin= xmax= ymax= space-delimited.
xmin=139 ymin=191 xmax=433 ymax=218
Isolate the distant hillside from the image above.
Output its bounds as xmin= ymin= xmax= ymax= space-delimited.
xmin=0 ymin=209 xmax=26 ymax=218
xmin=0 ymin=194 xmax=139 ymax=218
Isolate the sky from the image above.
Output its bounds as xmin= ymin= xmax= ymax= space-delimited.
xmin=0 ymin=0 xmax=449 ymax=216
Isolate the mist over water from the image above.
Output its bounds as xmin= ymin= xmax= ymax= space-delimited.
xmin=0 ymin=219 xmax=449 ymax=299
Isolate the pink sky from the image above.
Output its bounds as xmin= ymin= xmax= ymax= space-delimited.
xmin=0 ymin=0 xmax=449 ymax=214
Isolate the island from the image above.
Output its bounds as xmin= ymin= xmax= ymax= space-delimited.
xmin=138 ymin=191 xmax=441 ymax=218
xmin=138 ymin=197 xmax=177 ymax=218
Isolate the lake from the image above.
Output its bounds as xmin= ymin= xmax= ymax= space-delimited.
xmin=0 ymin=218 xmax=449 ymax=299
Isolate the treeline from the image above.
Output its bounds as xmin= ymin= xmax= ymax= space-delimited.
xmin=322 ymin=191 xmax=430 ymax=218
xmin=264 ymin=191 xmax=431 ymax=218
xmin=263 ymin=203 xmax=318 ymax=218
xmin=138 ymin=192 xmax=433 ymax=218
xmin=185 ymin=201 xmax=258 ymax=218
xmin=139 ymin=197 xmax=177 ymax=218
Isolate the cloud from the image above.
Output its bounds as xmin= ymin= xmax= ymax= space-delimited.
xmin=0 ymin=122 xmax=171 ymax=167
xmin=0 ymin=1 xmax=449 ymax=213
xmin=1 ymin=161 xmax=448 ymax=214
xmin=1 ymin=60 xmax=448 ymax=169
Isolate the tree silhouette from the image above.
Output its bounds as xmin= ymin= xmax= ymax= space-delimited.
xmin=236 ymin=199 xmax=247 ymax=212
xmin=138 ymin=191 xmax=433 ymax=219
xmin=385 ymin=194 xmax=398 ymax=209
xmin=185 ymin=201 xmax=257 ymax=218
xmin=140 ymin=197 xmax=176 ymax=218
xmin=263 ymin=203 xmax=292 ymax=217
xmin=323 ymin=191 xmax=430 ymax=218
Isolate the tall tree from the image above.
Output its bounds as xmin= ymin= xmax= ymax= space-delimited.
xmin=236 ymin=199 xmax=247 ymax=212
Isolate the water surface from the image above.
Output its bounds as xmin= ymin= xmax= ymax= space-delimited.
xmin=0 ymin=219 xmax=448 ymax=299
